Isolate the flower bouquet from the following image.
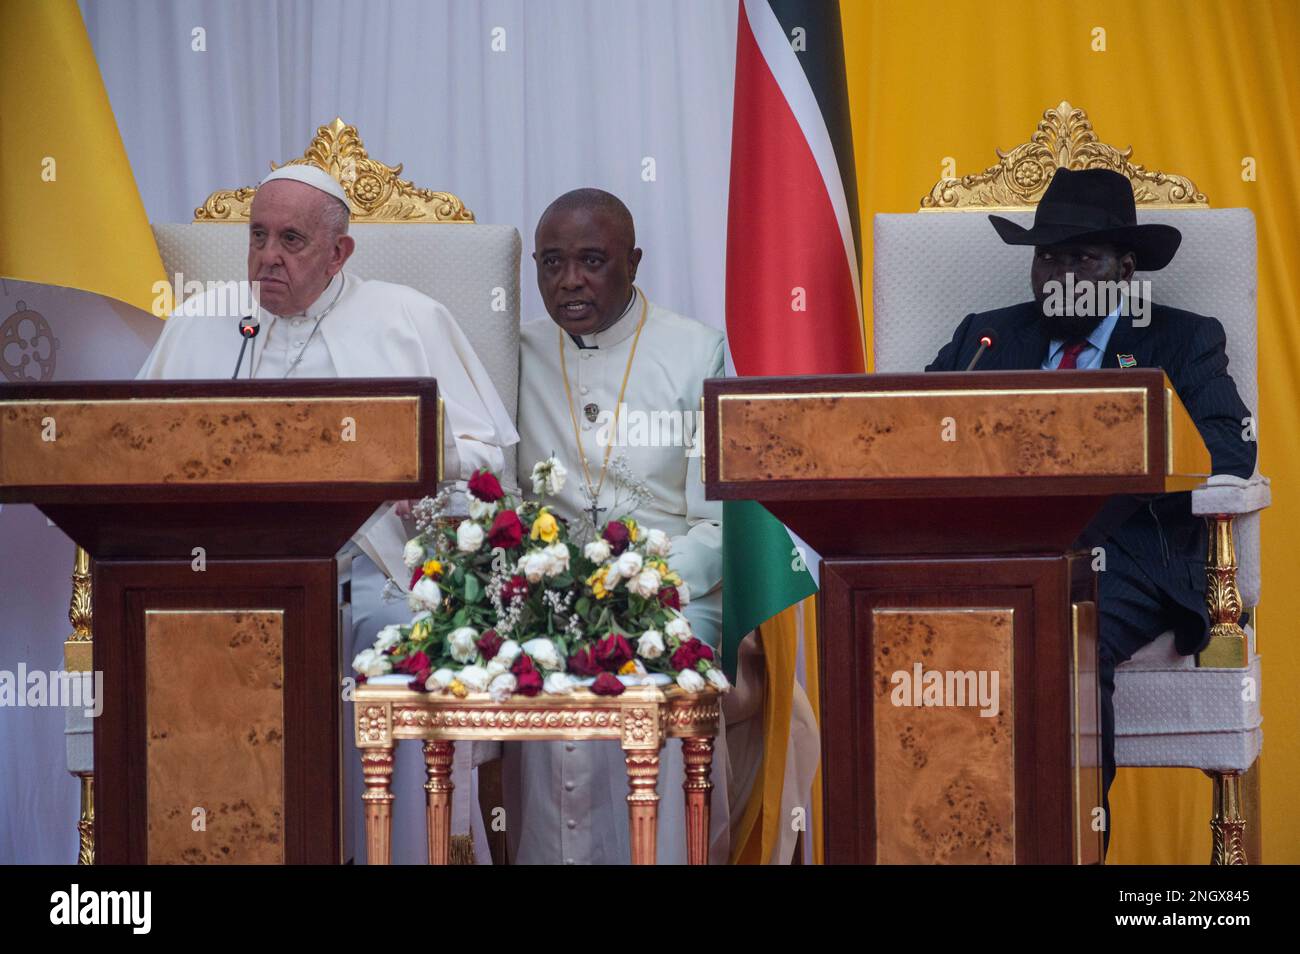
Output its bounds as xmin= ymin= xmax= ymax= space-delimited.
xmin=352 ymin=458 xmax=729 ymax=700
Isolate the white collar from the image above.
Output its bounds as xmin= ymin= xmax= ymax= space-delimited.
xmin=573 ymin=288 xmax=642 ymax=349
xmin=261 ymin=271 xmax=346 ymax=322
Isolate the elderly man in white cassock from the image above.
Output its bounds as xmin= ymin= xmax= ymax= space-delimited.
xmin=137 ymin=163 xmax=518 ymax=864
xmin=501 ymin=189 xmax=728 ymax=864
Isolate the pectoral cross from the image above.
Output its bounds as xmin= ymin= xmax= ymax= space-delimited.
xmin=586 ymin=500 xmax=606 ymax=529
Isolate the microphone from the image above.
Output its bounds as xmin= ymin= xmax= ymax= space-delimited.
xmin=231 ymin=316 xmax=260 ymax=379
xmin=965 ymin=328 xmax=996 ymax=371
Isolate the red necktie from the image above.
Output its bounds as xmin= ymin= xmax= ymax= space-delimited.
xmin=1057 ymin=339 xmax=1088 ymax=369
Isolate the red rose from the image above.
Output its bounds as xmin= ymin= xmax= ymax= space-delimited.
xmin=410 ymin=565 xmax=424 ymax=589
xmin=488 ymin=510 xmax=524 ymax=549
xmin=468 ymin=469 xmax=505 ymax=502
xmin=500 ymin=574 xmax=529 ymax=605
xmin=515 ymin=667 xmax=543 ymax=696
xmin=511 ymin=653 xmax=536 ymax=676
xmin=690 ymin=638 xmax=714 ymax=662
xmin=595 ymin=633 xmax=633 ymax=672
xmin=670 ymin=644 xmax=697 ymax=671
xmin=591 ymin=672 xmax=626 ymax=696
xmin=477 ymin=629 xmax=503 ymax=661
xmin=395 ymin=650 xmax=430 ymax=675
xmin=602 ymin=520 xmax=631 ymax=555
xmin=657 ymin=586 xmax=681 ymax=610
xmin=409 ymin=667 xmax=431 ymax=691
xmin=568 ymin=646 xmax=602 ymax=677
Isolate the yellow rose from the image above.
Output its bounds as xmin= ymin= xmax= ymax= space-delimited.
xmin=422 ymin=559 xmax=443 ymax=579
xmin=531 ymin=508 xmax=559 ymax=543
xmin=586 ymin=568 xmax=608 ymax=599
xmin=618 ymin=659 xmax=638 ymax=676
xmin=449 ymin=679 xmax=468 ymax=699
xmin=626 ymin=518 xmax=640 ymax=542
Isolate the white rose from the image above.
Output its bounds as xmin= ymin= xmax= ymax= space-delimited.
xmin=676 ymin=669 xmax=706 ymax=692
xmin=456 ymin=520 xmax=485 ymax=553
xmin=402 ymin=538 xmax=426 ymax=569
xmin=425 ymin=668 xmax=455 ymax=691
xmin=521 ymin=637 xmax=562 ymax=671
xmin=665 ymin=616 xmax=692 ymax=641
xmin=351 ymin=648 xmax=391 ymax=678
xmin=485 ymin=658 xmax=509 ymax=678
xmin=543 ymin=671 xmax=577 ymax=694
xmin=545 ymin=542 xmax=571 ymax=576
xmin=447 ymin=626 xmax=478 ymax=664
xmin=495 ymin=639 xmax=522 ymax=666
xmin=457 ymin=665 xmax=491 ymax=692
xmin=644 ymin=528 xmax=671 ymax=557
xmin=519 ymin=550 xmax=550 ymax=583
xmin=408 ymin=576 xmax=442 ymax=612
xmin=373 ymin=624 xmax=403 ymax=653
xmin=489 ymin=673 xmax=518 ymax=702
xmin=584 ymin=539 xmax=611 ymax=563
xmin=636 ymin=630 xmax=665 ymax=660
xmin=468 ymin=496 xmax=497 ymax=521
xmin=531 ymin=457 xmax=568 ymax=496
xmin=706 ymin=668 xmax=731 ymax=691
xmin=678 ymin=581 xmax=691 ymax=607
xmin=628 ymin=567 xmax=662 ymax=598
xmin=615 ymin=550 xmax=643 ymax=579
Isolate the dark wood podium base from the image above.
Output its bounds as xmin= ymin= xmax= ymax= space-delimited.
xmin=819 ymin=553 xmax=1103 ymax=865
xmin=91 ymin=557 xmax=341 ymax=865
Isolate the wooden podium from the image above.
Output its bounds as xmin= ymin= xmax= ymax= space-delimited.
xmin=703 ymin=370 xmax=1210 ymax=864
xmin=0 ymin=379 xmax=440 ymax=864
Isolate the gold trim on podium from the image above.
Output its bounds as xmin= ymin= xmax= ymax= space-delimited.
xmin=194 ymin=118 xmax=475 ymax=224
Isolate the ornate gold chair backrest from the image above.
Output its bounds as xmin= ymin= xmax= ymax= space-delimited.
xmin=917 ymin=100 xmax=1207 ymax=212
xmin=193 ymin=117 xmax=475 ymax=224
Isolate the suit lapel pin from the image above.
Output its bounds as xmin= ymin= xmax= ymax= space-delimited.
xmin=1117 ymin=354 xmax=1137 ymax=368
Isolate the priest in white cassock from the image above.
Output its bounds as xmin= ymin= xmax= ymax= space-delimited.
xmin=136 ymin=163 xmax=519 ymax=864
xmin=502 ymin=189 xmax=728 ymax=864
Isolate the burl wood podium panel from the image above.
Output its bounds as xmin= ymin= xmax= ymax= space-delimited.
xmin=0 ymin=379 xmax=440 ymax=864
xmin=703 ymin=370 xmax=1209 ymax=864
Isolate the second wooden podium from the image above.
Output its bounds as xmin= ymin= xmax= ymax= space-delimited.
xmin=703 ymin=370 xmax=1210 ymax=864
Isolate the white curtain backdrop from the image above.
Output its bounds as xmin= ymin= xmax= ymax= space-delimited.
xmin=0 ymin=0 xmax=740 ymax=862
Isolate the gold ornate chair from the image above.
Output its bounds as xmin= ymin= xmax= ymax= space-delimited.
xmin=66 ymin=119 xmax=523 ymax=864
xmin=870 ymin=102 xmax=1268 ymax=864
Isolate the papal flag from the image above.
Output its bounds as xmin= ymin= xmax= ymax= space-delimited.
xmin=724 ymin=0 xmax=864 ymax=863
xmin=0 ymin=0 xmax=165 ymax=313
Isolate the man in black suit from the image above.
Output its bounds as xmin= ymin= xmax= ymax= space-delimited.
xmin=926 ymin=168 xmax=1256 ymax=850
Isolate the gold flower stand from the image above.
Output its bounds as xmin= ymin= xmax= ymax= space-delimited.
xmin=354 ymin=683 xmax=721 ymax=865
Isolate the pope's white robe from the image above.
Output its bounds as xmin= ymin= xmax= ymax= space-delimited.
xmin=503 ymin=289 xmax=729 ymax=864
xmin=137 ymin=270 xmax=519 ymax=865
xmin=136 ymin=270 xmax=519 ymax=580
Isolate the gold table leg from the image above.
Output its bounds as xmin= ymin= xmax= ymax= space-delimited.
xmin=424 ymin=740 xmax=455 ymax=865
xmin=361 ymin=747 xmax=394 ymax=865
xmin=76 ymin=773 xmax=95 ymax=865
xmin=625 ymin=748 xmax=661 ymax=865
xmin=682 ymin=736 xmax=714 ymax=865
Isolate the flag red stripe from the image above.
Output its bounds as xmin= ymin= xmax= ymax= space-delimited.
xmin=725 ymin=2 xmax=864 ymax=377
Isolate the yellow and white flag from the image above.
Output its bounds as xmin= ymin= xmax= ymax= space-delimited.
xmin=0 ymin=0 xmax=164 ymax=313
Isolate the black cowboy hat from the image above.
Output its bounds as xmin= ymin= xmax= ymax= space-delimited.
xmin=988 ymin=167 xmax=1182 ymax=270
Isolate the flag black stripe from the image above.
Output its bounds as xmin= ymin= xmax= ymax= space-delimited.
xmin=766 ymin=0 xmax=862 ymax=268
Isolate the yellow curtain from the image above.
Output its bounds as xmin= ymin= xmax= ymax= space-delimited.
xmin=841 ymin=0 xmax=1300 ymax=863
xmin=0 ymin=0 xmax=165 ymax=313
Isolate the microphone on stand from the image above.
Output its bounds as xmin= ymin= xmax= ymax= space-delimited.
xmin=231 ymin=316 xmax=260 ymax=379
xmin=965 ymin=328 xmax=997 ymax=371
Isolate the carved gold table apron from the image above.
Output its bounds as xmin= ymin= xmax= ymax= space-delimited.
xmin=354 ymin=684 xmax=721 ymax=865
